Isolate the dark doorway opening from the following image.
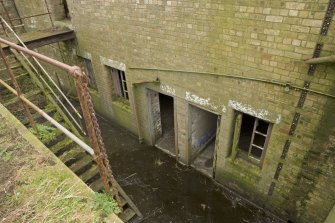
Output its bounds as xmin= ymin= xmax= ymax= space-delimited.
xmin=189 ymin=105 xmax=219 ymax=176
xmin=149 ymin=90 xmax=175 ymax=155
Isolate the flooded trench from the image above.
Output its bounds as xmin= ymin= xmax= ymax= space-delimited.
xmin=98 ymin=116 xmax=281 ymax=223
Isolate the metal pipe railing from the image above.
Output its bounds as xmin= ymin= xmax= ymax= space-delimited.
xmin=0 ymin=78 xmax=94 ymax=155
xmin=0 ymin=17 xmax=83 ymax=120
xmin=0 ymin=36 xmax=121 ymax=202
xmin=12 ymin=48 xmax=85 ymax=134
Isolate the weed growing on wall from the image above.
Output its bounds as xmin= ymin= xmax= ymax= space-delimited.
xmin=92 ymin=192 xmax=121 ymax=215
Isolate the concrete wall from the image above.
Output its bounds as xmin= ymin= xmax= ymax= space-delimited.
xmin=14 ymin=0 xmax=66 ymax=31
xmin=13 ymin=0 xmax=335 ymax=222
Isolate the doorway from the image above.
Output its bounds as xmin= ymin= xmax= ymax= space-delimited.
xmin=189 ymin=105 xmax=219 ymax=176
xmin=148 ymin=90 xmax=175 ymax=155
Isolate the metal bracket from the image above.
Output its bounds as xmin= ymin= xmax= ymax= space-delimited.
xmin=274 ymin=162 xmax=283 ymax=180
xmin=289 ymin=112 xmax=301 ymax=136
xmin=281 ymin=140 xmax=291 ymax=159
xmin=321 ymin=0 xmax=335 ymax=35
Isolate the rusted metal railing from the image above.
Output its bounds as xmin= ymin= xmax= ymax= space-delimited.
xmin=0 ymin=37 xmax=121 ymax=203
xmin=0 ymin=16 xmax=84 ymax=134
xmin=0 ymin=43 xmax=37 ymax=131
xmin=0 ymin=78 xmax=94 ymax=155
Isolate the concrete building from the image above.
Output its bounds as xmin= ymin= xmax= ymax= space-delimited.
xmin=2 ymin=0 xmax=335 ymax=222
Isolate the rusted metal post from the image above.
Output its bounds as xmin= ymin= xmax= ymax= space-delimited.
xmin=0 ymin=45 xmax=37 ymax=131
xmin=73 ymin=68 xmax=121 ymax=204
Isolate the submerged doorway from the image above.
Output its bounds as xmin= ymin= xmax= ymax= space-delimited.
xmin=189 ymin=105 xmax=219 ymax=176
xmin=148 ymin=90 xmax=176 ymax=156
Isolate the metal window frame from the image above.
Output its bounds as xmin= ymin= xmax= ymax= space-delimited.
xmin=109 ymin=67 xmax=129 ymax=100
xmin=118 ymin=70 xmax=129 ymax=99
xmin=233 ymin=112 xmax=272 ymax=166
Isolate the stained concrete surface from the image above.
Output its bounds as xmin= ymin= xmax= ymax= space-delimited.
xmin=155 ymin=93 xmax=175 ymax=154
xmin=98 ymin=115 xmax=282 ymax=223
xmin=192 ymin=140 xmax=216 ymax=177
xmin=155 ymin=129 xmax=175 ymax=155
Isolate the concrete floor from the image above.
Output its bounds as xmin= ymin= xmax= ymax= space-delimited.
xmin=192 ymin=140 xmax=216 ymax=177
xmin=155 ymin=129 xmax=175 ymax=155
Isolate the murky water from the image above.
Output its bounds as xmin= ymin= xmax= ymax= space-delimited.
xmin=98 ymin=116 xmax=282 ymax=223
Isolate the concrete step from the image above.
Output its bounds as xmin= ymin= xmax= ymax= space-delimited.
xmin=69 ymin=155 xmax=93 ymax=173
xmin=3 ymin=72 xmax=29 ymax=83
xmin=119 ymin=207 xmax=136 ymax=222
xmin=50 ymin=138 xmax=73 ymax=155
xmin=64 ymin=151 xmax=86 ymax=166
xmin=79 ymin=164 xmax=99 ymax=183
xmin=3 ymin=89 xmax=41 ymax=107
xmin=89 ymin=178 xmax=104 ymax=192
xmin=58 ymin=147 xmax=83 ymax=164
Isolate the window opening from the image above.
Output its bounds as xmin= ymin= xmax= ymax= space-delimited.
xmin=235 ymin=113 xmax=271 ymax=163
xmin=79 ymin=57 xmax=97 ymax=90
xmin=109 ymin=67 xmax=129 ymax=100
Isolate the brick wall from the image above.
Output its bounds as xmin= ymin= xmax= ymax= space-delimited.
xmin=14 ymin=0 xmax=335 ymax=222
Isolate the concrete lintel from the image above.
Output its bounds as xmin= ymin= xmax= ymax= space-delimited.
xmin=100 ymin=56 xmax=126 ymax=71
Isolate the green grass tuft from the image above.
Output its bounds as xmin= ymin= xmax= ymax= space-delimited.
xmin=29 ymin=124 xmax=57 ymax=142
xmin=92 ymin=192 xmax=122 ymax=215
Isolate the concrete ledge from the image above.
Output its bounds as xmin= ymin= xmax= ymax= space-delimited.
xmin=0 ymin=103 xmax=123 ymax=223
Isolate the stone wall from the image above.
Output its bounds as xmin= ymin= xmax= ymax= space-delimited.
xmin=14 ymin=0 xmax=335 ymax=222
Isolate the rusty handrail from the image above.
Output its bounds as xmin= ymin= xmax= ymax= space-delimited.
xmin=0 ymin=37 xmax=121 ymax=204
xmin=0 ymin=78 xmax=94 ymax=155
xmin=0 ymin=37 xmax=75 ymax=72
xmin=0 ymin=16 xmax=84 ymax=133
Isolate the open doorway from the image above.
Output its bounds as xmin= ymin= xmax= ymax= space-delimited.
xmin=189 ymin=105 xmax=219 ymax=176
xmin=148 ymin=90 xmax=175 ymax=155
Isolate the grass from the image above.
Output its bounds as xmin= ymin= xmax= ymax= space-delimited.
xmin=1 ymin=112 xmax=122 ymax=223
xmin=0 ymin=147 xmax=13 ymax=161
xmin=4 ymin=164 xmax=122 ymax=222
xmin=92 ymin=192 xmax=122 ymax=216
xmin=29 ymin=124 xmax=58 ymax=143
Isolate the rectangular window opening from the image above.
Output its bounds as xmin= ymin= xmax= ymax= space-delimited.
xmin=235 ymin=113 xmax=272 ymax=164
xmin=108 ymin=67 xmax=129 ymax=100
xmin=79 ymin=57 xmax=97 ymax=90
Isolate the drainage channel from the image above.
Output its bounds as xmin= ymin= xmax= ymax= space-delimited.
xmin=98 ymin=115 xmax=283 ymax=223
